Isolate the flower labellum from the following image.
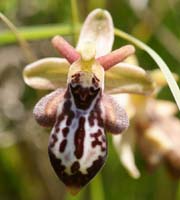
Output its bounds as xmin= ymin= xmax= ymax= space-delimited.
xmin=23 ymin=9 xmax=155 ymax=194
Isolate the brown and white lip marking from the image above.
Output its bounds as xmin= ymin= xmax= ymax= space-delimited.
xmin=48 ymin=76 xmax=107 ymax=193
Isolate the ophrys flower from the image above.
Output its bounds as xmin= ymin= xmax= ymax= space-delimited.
xmin=23 ymin=9 xmax=154 ymax=194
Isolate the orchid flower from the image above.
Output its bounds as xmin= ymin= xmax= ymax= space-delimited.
xmin=113 ymin=68 xmax=180 ymax=179
xmin=23 ymin=9 xmax=154 ymax=194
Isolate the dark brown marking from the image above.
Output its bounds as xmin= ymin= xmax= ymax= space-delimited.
xmin=95 ymin=98 xmax=104 ymax=128
xmin=91 ymin=129 xmax=106 ymax=152
xmin=71 ymin=73 xmax=81 ymax=84
xmin=71 ymin=161 xmax=80 ymax=174
xmin=63 ymin=99 xmax=72 ymax=111
xmin=87 ymin=156 xmax=105 ymax=177
xmin=48 ymin=149 xmax=107 ymax=189
xmin=92 ymin=76 xmax=99 ymax=88
xmin=55 ymin=113 xmax=64 ymax=133
xmin=92 ymin=140 xmax=102 ymax=147
xmin=70 ymin=84 xmax=100 ymax=110
xmin=94 ymin=75 xmax=100 ymax=82
xmin=74 ymin=117 xmax=85 ymax=159
xmin=55 ymin=127 xmax=60 ymax=133
xmin=97 ymin=114 xmax=104 ymax=127
xmin=66 ymin=110 xmax=75 ymax=126
xmin=59 ymin=139 xmax=67 ymax=152
xmin=92 ymin=77 xmax=96 ymax=84
xmin=62 ymin=127 xmax=69 ymax=137
xmin=48 ymin=149 xmax=65 ymax=173
xmin=88 ymin=111 xmax=95 ymax=126
xmin=49 ymin=134 xmax=58 ymax=148
xmin=88 ymin=97 xmax=104 ymax=128
xmin=64 ymin=87 xmax=71 ymax=99
xmin=54 ymin=94 xmax=74 ymax=132
xmin=62 ymin=99 xmax=75 ymax=126
xmin=91 ymin=129 xmax=102 ymax=148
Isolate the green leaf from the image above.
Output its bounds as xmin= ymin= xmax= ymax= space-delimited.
xmin=0 ymin=24 xmax=77 ymax=45
xmin=0 ymin=12 xmax=35 ymax=62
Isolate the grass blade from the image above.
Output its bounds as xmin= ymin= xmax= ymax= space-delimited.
xmin=0 ymin=24 xmax=80 ymax=45
xmin=71 ymin=0 xmax=80 ymax=43
xmin=0 ymin=12 xmax=36 ymax=62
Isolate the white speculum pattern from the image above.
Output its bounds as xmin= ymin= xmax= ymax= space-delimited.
xmin=51 ymin=94 xmax=106 ymax=174
xmin=49 ymin=80 xmax=107 ymax=176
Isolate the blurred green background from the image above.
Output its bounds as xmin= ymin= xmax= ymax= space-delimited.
xmin=0 ymin=0 xmax=180 ymax=199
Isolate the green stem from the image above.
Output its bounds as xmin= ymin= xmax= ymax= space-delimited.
xmin=90 ymin=173 xmax=105 ymax=200
xmin=114 ymin=27 xmax=180 ymax=111
xmin=71 ymin=0 xmax=80 ymax=44
xmin=0 ymin=12 xmax=36 ymax=62
xmin=176 ymin=182 xmax=180 ymax=200
xmin=0 ymin=24 xmax=80 ymax=46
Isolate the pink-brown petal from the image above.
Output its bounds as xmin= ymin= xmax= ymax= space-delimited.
xmin=97 ymin=45 xmax=135 ymax=70
xmin=52 ymin=36 xmax=80 ymax=63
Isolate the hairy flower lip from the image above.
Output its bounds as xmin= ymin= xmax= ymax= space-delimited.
xmin=52 ymin=35 xmax=135 ymax=70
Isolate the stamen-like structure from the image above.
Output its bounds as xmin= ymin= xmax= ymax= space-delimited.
xmin=51 ymin=35 xmax=135 ymax=70
xmin=97 ymin=45 xmax=135 ymax=70
xmin=52 ymin=36 xmax=80 ymax=64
